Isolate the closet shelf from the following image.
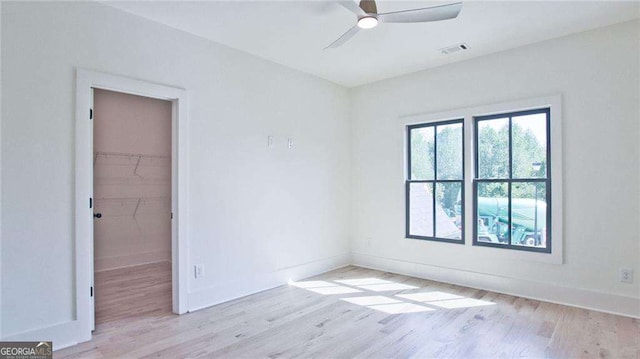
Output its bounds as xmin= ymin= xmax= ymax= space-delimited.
xmin=94 ymin=152 xmax=170 ymax=170
xmin=94 ymin=197 xmax=171 ymax=219
xmin=93 ymin=178 xmax=170 ymax=185
xmin=94 ymin=196 xmax=170 ymax=201
xmin=94 ymin=151 xmax=171 ymax=178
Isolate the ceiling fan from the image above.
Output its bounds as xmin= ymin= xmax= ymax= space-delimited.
xmin=326 ymin=0 xmax=463 ymax=49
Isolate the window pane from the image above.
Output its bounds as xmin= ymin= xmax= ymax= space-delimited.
xmin=435 ymin=182 xmax=462 ymax=239
xmin=510 ymin=182 xmax=547 ymax=248
xmin=512 ymin=113 xmax=547 ymax=179
xmin=436 ymin=123 xmax=463 ymax=180
xmin=476 ymin=182 xmax=508 ymax=244
xmin=408 ymin=182 xmax=434 ymax=237
xmin=477 ymin=118 xmax=509 ymax=179
xmin=410 ymin=127 xmax=434 ymax=180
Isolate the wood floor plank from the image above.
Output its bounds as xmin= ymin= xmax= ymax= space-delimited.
xmin=56 ymin=265 xmax=640 ymax=358
xmin=94 ymin=261 xmax=172 ymax=326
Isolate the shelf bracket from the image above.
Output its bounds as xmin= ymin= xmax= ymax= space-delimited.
xmin=133 ymin=155 xmax=142 ymax=177
xmin=132 ymin=198 xmax=141 ymax=219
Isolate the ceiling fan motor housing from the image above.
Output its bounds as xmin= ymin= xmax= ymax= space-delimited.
xmin=359 ymin=0 xmax=378 ymax=15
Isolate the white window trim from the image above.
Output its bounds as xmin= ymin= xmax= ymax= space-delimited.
xmin=401 ymin=95 xmax=563 ymax=264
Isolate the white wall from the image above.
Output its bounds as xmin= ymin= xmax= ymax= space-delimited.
xmin=1 ymin=1 xmax=350 ymax=344
xmin=349 ymin=20 xmax=640 ymax=317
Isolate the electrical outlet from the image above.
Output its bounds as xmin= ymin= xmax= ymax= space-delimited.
xmin=287 ymin=138 xmax=294 ymax=149
xmin=194 ymin=264 xmax=204 ymax=279
xmin=620 ymin=268 xmax=633 ymax=284
xmin=366 ymin=237 xmax=372 ymax=248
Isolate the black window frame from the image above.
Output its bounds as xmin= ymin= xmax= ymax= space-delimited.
xmin=406 ymin=119 xmax=465 ymax=244
xmin=473 ymin=108 xmax=552 ymax=253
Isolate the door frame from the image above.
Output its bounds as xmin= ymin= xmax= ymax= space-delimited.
xmin=75 ymin=69 xmax=188 ymax=340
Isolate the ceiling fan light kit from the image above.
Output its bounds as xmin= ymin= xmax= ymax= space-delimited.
xmin=357 ymin=16 xmax=379 ymax=29
xmin=326 ymin=0 xmax=463 ymax=49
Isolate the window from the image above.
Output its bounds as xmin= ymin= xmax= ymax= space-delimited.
xmin=406 ymin=120 xmax=464 ymax=243
xmin=404 ymin=97 xmax=561 ymax=262
xmin=473 ymin=108 xmax=551 ymax=253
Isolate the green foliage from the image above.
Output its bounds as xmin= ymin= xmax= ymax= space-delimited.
xmin=477 ymin=122 xmax=547 ymax=199
xmin=410 ymin=128 xmax=434 ymax=180
xmin=410 ymin=125 xmax=462 ymax=212
xmin=411 ymin=121 xmax=547 ymax=205
xmin=435 ymin=125 xmax=463 ymax=211
xmin=436 ymin=125 xmax=463 ymax=180
xmin=477 ymin=121 xmax=509 ymax=180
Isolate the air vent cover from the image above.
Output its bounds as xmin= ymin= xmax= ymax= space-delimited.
xmin=439 ymin=43 xmax=469 ymax=55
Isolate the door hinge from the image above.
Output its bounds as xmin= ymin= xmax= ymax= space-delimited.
xmin=89 ymin=108 xmax=93 ymax=120
xmin=171 ymin=212 xmax=173 ymax=219
xmin=89 ymin=197 xmax=93 ymax=209
xmin=90 ymin=286 xmax=93 ymax=297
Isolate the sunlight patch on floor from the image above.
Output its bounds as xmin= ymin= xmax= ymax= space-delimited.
xmin=308 ymin=286 xmax=363 ymax=295
xmin=290 ymin=280 xmax=336 ymax=289
xmin=290 ymin=277 xmax=495 ymax=312
xmin=335 ymin=278 xmax=392 ymax=286
xmin=398 ymin=291 xmax=495 ymax=309
xmin=341 ymin=295 xmax=401 ymax=306
xmin=397 ymin=291 xmax=463 ymax=302
xmin=335 ymin=277 xmax=419 ymax=291
xmin=357 ymin=283 xmax=419 ymax=291
xmin=341 ymin=296 xmax=434 ymax=314
xmin=428 ymin=298 xmax=495 ymax=309
xmin=290 ymin=280 xmax=363 ymax=295
xmin=371 ymin=302 xmax=435 ymax=314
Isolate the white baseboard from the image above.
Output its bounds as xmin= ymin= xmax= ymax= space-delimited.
xmin=8 ymin=250 xmax=635 ymax=353
xmin=188 ymin=252 xmax=351 ymax=312
xmin=352 ymin=251 xmax=640 ymax=319
xmin=95 ymin=250 xmax=171 ymax=272
xmin=2 ymin=320 xmax=79 ymax=351
xmin=3 ymin=252 xmax=350 ymax=351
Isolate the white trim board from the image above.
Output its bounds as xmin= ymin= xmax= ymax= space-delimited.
xmin=0 ymin=0 xmax=3 ymax=339
xmin=2 ymin=321 xmax=78 ymax=351
xmin=189 ymin=253 xmax=351 ymax=312
xmin=14 ymin=253 xmax=349 ymax=352
xmin=15 ymin=249 xmax=637 ymax=352
xmin=74 ymin=68 xmax=189 ymax=345
xmin=352 ymin=251 xmax=640 ymax=319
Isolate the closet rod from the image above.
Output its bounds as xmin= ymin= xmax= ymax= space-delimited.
xmin=94 ymin=151 xmax=170 ymax=160
xmin=94 ymin=196 xmax=171 ymax=203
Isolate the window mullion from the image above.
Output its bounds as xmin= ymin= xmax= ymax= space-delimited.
xmin=433 ymin=127 xmax=438 ymax=237
xmin=407 ymin=126 xmax=412 ymax=180
xmin=432 ymin=182 xmax=436 ymax=238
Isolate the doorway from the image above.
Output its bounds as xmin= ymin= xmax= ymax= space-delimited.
xmin=92 ymin=89 xmax=172 ymax=326
xmin=75 ymin=69 xmax=188 ymax=342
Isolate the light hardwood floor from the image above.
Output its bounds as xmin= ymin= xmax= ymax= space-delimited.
xmin=94 ymin=261 xmax=172 ymax=325
xmin=57 ymin=265 xmax=639 ymax=358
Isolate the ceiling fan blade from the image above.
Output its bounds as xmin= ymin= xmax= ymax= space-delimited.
xmin=337 ymin=1 xmax=366 ymax=16
xmin=325 ymin=25 xmax=361 ymax=49
xmin=378 ymin=2 xmax=462 ymax=23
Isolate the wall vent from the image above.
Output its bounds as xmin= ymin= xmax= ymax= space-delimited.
xmin=439 ymin=43 xmax=469 ymax=55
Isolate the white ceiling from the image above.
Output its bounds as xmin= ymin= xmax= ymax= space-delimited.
xmin=104 ymin=1 xmax=639 ymax=87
